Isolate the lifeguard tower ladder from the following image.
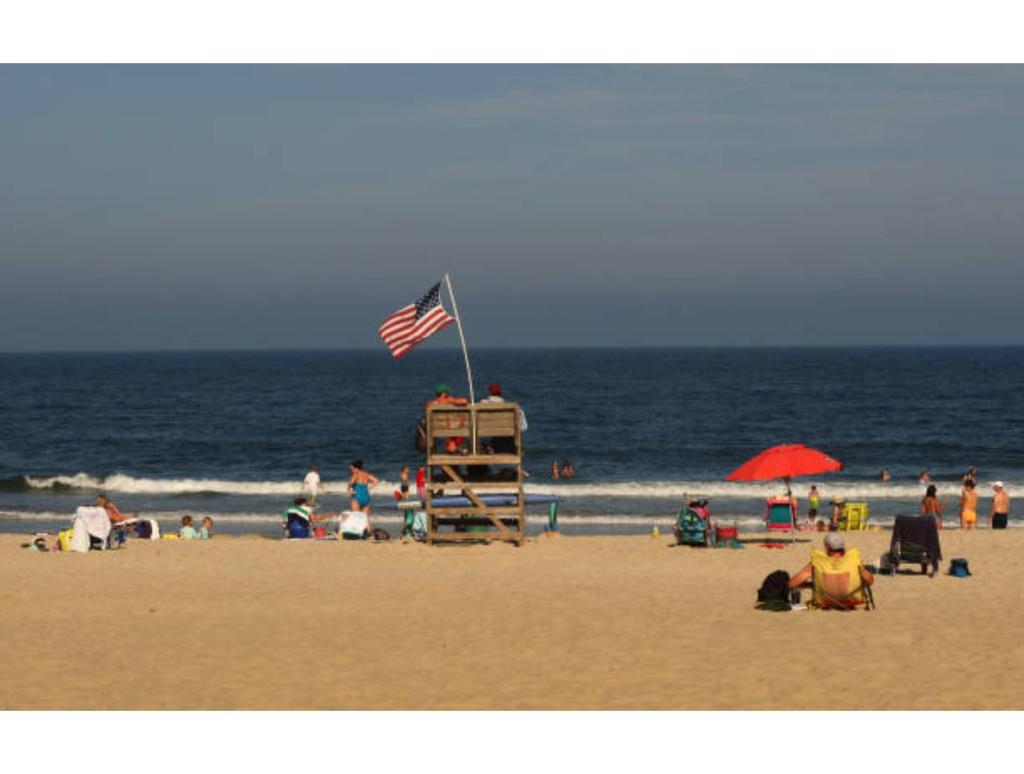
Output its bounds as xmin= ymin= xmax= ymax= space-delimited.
xmin=424 ymin=401 xmax=525 ymax=546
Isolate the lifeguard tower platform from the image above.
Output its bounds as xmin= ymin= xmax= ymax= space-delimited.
xmin=424 ymin=401 xmax=525 ymax=545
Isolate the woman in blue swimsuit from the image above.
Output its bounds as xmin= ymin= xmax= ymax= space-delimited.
xmin=349 ymin=459 xmax=380 ymax=514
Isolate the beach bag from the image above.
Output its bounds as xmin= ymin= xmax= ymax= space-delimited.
xmin=372 ymin=527 xmax=390 ymax=541
xmin=756 ymin=570 xmax=792 ymax=611
xmin=411 ymin=510 xmax=428 ymax=541
xmin=948 ymin=558 xmax=971 ymax=577
xmin=57 ymin=529 xmax=74 ymax=552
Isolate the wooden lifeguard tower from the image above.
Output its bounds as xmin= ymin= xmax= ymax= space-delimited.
xmin=424 ymin=401 xmax=525 ymax=545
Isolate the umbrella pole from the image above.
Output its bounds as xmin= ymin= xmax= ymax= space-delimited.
xmin=783 ymin=476 xmax=794 ymax=542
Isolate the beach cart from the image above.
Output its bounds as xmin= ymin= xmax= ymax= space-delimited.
xmin=674 ymin=498 xmax=713 ymax=546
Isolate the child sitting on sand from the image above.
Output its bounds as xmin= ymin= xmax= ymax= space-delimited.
xmin=180 ymin=515 xmax=201 ymax=540
xmin=199 ymin=515 xmax=214 ymax=539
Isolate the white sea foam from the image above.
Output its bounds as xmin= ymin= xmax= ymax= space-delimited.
xmin=2 ymin=509 xmax=1013 ymax=530
xmin=19 ymin=472 xmax=1020 ymax=501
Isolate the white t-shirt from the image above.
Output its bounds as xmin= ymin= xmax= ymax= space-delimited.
xmin=482 ymin=395 xmax=528 ymax=431
xmin=303 ymin=471 xmax=321 ymax=494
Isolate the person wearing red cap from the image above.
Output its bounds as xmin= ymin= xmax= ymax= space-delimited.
xmin=482 ymin=383 xmax=528 ymax=432
xmin=481 ymin=383 xmax=528 ymax=464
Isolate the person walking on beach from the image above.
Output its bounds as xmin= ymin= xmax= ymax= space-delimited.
xmin=303 ymin=465 xmax=322 ymax=504
xmin=349 ymin=460 xmax=380 ymax=515
xmin=921 ymin=484 xmax=944 ymax=530
xmin=808 ymin=485 xmax=821 ymax=518
xmin=960 ymin=479 xmax=978 ymax=530
xmin=990 ymin=482 xmax=1010 ymax=530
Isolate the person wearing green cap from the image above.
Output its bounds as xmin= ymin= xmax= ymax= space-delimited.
xmin=425 ymin=384 xmax=468 ymax=454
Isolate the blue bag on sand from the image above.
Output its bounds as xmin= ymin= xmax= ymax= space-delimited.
xmin=287 ymin=518 xmax=310 ymax=539
xmin=948 ymin=558 xmax=971 ymax=577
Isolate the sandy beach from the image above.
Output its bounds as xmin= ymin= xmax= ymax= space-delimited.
xmin=1 ymin=529 xmax=1022 ymax=710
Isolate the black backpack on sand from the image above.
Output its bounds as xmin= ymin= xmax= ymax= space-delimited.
xmin=756 ymin=569 xmax=792 ymax=611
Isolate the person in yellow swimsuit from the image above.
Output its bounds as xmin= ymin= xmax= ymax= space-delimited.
xmin=960 ymin=479 xmax=978 ymax=529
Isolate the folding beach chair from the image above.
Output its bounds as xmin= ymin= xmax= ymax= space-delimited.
xmin=838 ymin=502 xmax=869 ymax=531
xmin=809 ymin=548 xmax=875 ymax=610
xmin=889 ymin=514 xmax=941 ymax=577
xmin=765 ymin=497 xmax=796 ymax=542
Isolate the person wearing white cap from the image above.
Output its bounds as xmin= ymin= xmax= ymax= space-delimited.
xmin=990 ymin=482 xmax=1010 ymax=530
xmin=786 ymin=532 xmax=875 ymax=591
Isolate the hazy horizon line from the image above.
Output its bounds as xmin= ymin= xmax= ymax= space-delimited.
xmin=3 ymin=343 xmax=1024 ymax=356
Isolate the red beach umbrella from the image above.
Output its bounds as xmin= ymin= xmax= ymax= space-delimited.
xmin=727 ymin=444 xmax=842 ymax=490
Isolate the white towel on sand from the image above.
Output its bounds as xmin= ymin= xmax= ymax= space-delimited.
xmin=339 ymin=511 xmax=369 ymax=538
xmin=71 ymin=507 xmax=112 ymax=553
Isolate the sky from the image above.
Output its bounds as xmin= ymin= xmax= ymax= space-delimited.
xmin=1 ymin=64 xmax=1023 ymax=351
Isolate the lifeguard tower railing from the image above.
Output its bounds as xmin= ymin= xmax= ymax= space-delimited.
xmin=424 ymin=401 xmax=524 ymax=545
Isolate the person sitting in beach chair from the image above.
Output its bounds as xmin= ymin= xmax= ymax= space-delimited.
xmin=96 ymin=494 xmax=138 ymax=526
xmin=788 ymin=533 xmax=875 ymax=610
xmin=282 ymin=497 xmax=332 ymax=539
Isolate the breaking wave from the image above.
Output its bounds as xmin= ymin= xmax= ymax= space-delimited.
xmin=12 ymin=472 xmax=1017 ymax=501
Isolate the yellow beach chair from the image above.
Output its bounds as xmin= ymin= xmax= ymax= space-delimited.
xmin=809 ymin=548 xmax=875 ymax=610
xmin=838 ymin=502 xmax=869 ymax=531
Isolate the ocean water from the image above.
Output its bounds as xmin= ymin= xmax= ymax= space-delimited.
xmin=1 ymin=348 xmax=1022 ymax=536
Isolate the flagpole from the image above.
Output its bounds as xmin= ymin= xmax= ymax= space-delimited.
xmin=444 ymin=273 xmax=475 ymax=405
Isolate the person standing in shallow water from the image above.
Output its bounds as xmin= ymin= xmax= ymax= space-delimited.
xmin=960 ymin=479 xmax=978 ymax=530
xmin=990 ymin=482 xmax=1010 ymax=530
xmin=808 ymin=485 xmax=820 ymax=519
xmin=921 ymin=484 xmax=943 ymax=530
xmin=303 ymin=465 xmax=322 ymax=504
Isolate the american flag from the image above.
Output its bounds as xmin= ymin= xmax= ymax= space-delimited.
xmin=378 ymin=282 xmax=455 ymax=359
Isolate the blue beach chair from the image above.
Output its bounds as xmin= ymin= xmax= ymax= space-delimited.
xmin=765 ymin=497 xmax=796 ymax=542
